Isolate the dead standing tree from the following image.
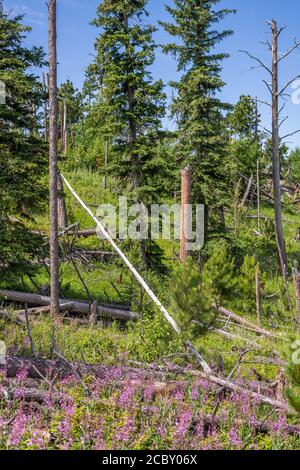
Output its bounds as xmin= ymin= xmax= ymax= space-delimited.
xmin=241 ymin=21 xmax=300 ymax=279
xmin=48 ymin=0 xmax=60 ymax=319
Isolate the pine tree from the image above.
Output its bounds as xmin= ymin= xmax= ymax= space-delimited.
xmin=160 ymin=0 xmax=235 ymax=231
xmin=89 ymin=0 xmax=167 ymax=266
xmin=0 ymin=11 xmax=47 ymax=280
xmin=227 ymin=95 xmax=263 ymax=178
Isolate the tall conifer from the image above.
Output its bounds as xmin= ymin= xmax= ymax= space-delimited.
xmin=161 ymin=0 xmax=235 ymax=230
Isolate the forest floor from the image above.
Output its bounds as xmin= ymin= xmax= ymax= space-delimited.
xmin=1 ymin=169 xmax=300 ymax=450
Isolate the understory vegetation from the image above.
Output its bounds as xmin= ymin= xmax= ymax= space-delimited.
xmin=1 ymin=0 xmax=300 ymax=451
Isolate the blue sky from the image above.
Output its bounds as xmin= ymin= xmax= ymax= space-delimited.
xmin=5 ymin=0 xmax=300 ymax=149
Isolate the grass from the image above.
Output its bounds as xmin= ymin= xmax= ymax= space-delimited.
xmin=1 ymin=169 xmax=300 ymax=450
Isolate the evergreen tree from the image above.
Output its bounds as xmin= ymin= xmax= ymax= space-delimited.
xmin=160 ymin=0 xmax=235 ymax=230
xmin=89 ymin=0 xmax=167 ymax=265
xmin=284 ymin=146 xmax=300 ymax=181
xmin=0 ymin=11 xmax=47 ymax=280
xmin=227 ymin=95 xmax=263 ymax=177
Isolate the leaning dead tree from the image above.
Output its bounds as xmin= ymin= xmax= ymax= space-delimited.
xmin=57 ymin=171 xmax=68 ymax=228
xmin=241 ymin=20 xmax=300 ymax=278
xmin=48 ymin=0 xmax=60 ymax=317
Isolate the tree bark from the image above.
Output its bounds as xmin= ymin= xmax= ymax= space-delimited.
xmin=48 ymin=0 xmax=60 ymax=318
xmin=271 ymin=20 xmax=288 ymax=275
xmin=241 ymin=174 xmax=253 ymax=206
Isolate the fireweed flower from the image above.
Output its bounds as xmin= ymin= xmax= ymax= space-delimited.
xmin=115 ymin=415 xmax=135 ymax=443
xmin=93 ymin=417 xmax=106 ymax=450
xmin=174 ymin=409 xmax=193 ymax=442
xmin=27 ymin=430 xmax=50 ymax=450
xmin=16 ymin=368 xmax=29 ymax=384
xmin=157 ymin=424 xmax=167 ymax=438
xmin=143 ymin=384 xmax=154 ymax=402
xmin=9 ymin=411 xmax=27 ymax=447
xmin=229 ymin=426 xmax=243 ymax=448
xmin=173 ymin=388 xmax=184 ymax=401
xmin=271 ymin=414 xmax=287 ymax=434
xmin=118 ymin=383 xmax=135 ymax=407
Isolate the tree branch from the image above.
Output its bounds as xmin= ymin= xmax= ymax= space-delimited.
xmin=278 ymin=116 xmax=288 ymax=129
xmin=239 ymin=50 xmax=272 ymax=75
xmin=280 ymin=129 xmax=300 ymax=141
xmin=257 ymin=98 xmax=272 ymax=108
xmin=278 ymin=75 xmax=300 ymax=97
xmin=278 ymin=40 xmax=300 ymax=63
xmin=263 ymin=79 xmax=272 ymax=95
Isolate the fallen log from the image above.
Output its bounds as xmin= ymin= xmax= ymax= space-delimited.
xmin=0 ymin=309 xmax=25 ymax=326
xmin=192 ymin=320 xmax=263 ymax=349
xmin=1 ymin=356 xmax=164 ymax=382
xmin=1 ymin=356 xmax=289 ymax=411
xmin=66 ymin=229 xmax=97 ymax=238
xmin=0 ymin=290 xmax=138 ymax=322
xmin=0 ymin=387 xmax=60 ymax=404
xmin=14 ymin=304 xmax=74 ymax=316
xmin=30 ymin=228 xmax=97 ymax=238
xmin=213 ymin=304 xmax=278 ymax=339
xmin=0 ymin=384 xmax=297 ymax=436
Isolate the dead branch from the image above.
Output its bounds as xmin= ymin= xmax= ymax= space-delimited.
xmin=239 ymin=50 xmax=272 ymax=75
xmin=213 ymin=304 xmax=277 ymax=339
xmin=0 ymin=356 xmax=289 ymax=411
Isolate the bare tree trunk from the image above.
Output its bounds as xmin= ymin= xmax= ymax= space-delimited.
xmin=255 ymin=97 xmax=261 ymax=232
xmin=180 ymin=166 xmax=192 ymax=263
xmin=48 ymin=0 xmax=60 ymax=318
xmin=271 ymin=20 xmax=288 ymax=275
xmin=57 ymin=171 xmax=68 ymax=228
xmin=241 ymin=174 xmax=253 ymax=206
xmin=256 ymin=264 xmax=262 ymax=326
